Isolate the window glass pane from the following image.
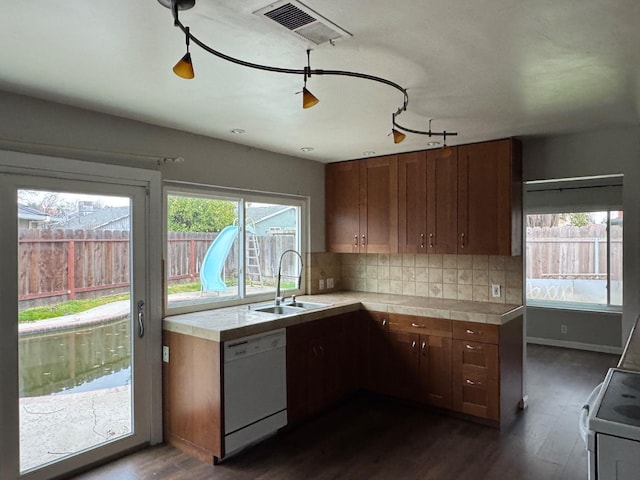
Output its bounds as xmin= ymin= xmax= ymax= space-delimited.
xmin=610 ymin=211 xmax=623 ymax=306
xmin=166 ymin=194 xmax=240 ymax=309
xmin=526 ymin=211 xmax=619 ymax=308
xmin=245 ymin=202 xmax=300 ymax=298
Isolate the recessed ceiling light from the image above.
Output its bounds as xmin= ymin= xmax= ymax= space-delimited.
xmin=230 ymin=128 xmax=245 ymax=134
xmin=363 ymin=151 xmax=376 ymax=156
xmin=300 ymin=147 xmax=314 ymax=152
xmin=426 ymin=141 xmax=441 ymax=147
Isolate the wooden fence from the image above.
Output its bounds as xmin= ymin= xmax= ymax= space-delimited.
xmin=18 ymin=229 xmax=296 ymax=307
xmin=526 ymin=224 xmax=623 ymax=280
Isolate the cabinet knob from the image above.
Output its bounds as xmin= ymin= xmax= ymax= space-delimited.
xmin=412 ymin=340 xmax=417 ymax=349
xmin=421 ymin=341 xmax=427 ymax=350
xmin=382 ymin=319 xmax=388 ymax=327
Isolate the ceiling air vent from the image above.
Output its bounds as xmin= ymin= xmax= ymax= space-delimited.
xmin=254 ymin=0 xmax=352 ymax=45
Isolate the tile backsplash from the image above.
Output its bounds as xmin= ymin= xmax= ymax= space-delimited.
xmin=336 ymin=253 xmax=523 ymax=304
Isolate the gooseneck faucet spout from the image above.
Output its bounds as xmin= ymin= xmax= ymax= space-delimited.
xmin=275 ymin=249 xmax=304 ymax=305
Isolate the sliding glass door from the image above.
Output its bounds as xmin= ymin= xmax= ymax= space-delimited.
xmin=0 ymin=172 xmax=152 ymax=479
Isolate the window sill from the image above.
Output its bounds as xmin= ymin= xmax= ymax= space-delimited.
xmin=525 ymin=300 xmax=622 ymax=315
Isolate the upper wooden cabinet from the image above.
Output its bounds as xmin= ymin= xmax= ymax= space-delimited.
xmin=326 ymin=155 xmax=398 ymax=253
xmin=457 ymin=139 xmax=522 ymax=256
xmin=398 ymin=148 xmax=458 ymax=254
xmin=326 ymin=138 xmax=522 ymax=256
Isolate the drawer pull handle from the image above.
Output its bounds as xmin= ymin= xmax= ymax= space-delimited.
xmin=420 ymin=233 xmax=425 ymax=249
xmin=460 ymin=233 xmax=465 ymax=249
xmin=382 ymin=319 xmax=388 ymax=327
xmin=465 ymin=344 xmax=482 ymax=351
xmin=354 ymin=234 xmax=358 ymax=247
xmin=466 ymin=379 xmax=483 ymax=386
xmin=466 ymin=329 xmax=482 ymax=335
xmin=362 ymin=234 xmax=366 ymax=248
xmin=412 ymin=341 xmax=417 ymax=349
xmin=421 ymin=341 xmax=427 ymax=350
xmin=429 ymin=233 xmax=434 ymax=248
xmin=411 ymin=323 xmax=426 ymax=328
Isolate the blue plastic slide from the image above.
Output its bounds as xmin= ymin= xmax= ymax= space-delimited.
xmin=200 ymin=225 xmax=238 ymax=292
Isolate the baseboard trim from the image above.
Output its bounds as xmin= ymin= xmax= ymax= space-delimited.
xmin=527 ymin=337 xmax=622 ymax=355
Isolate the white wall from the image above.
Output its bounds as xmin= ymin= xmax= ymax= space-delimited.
xmin=0 ymin=90 xmax=327 ymax=252
xmin=522 ymin=127 xmax=640 ymax=345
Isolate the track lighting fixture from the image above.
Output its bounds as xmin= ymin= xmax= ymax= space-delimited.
xmin=173 ymin=26 xmax=194 ymax=79
xmin=159 ymin=0 xmax=458 ymax=145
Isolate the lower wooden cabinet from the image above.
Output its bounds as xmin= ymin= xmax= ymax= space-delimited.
xmin=451 ymin=318 xmax=523 ymax=425
xmin=286 ymin=313 xmax=357 ymax=425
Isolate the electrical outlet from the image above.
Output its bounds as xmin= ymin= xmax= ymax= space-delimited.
xmin=327 ymin=278 xmax=334 ymax=289
xmin=162 ymin=346 xmax=170 ymax=363
xmin=491 ymin=284 xmax=501 ymax=298
xmin=561 ymin=324 xmax=568 ymax=334
xmin=319 ymin=279 xmax=325 ymax=290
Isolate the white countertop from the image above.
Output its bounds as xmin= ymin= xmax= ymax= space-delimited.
xmin=163 ymin=291 xmax=523 ymax=342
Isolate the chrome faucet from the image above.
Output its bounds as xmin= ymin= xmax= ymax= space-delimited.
xmin=275 ymin=249 xmax=304 ymax=306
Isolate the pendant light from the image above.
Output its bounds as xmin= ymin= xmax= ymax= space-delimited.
xmin=302 ymin=50 xmax=319 ymax=109
xmin=173 ymin=26 xmax=195 ymax=79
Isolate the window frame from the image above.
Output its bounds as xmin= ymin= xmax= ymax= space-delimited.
xmin=525 ymin=209 xmax=623 ymax=313
xmin=163 ymin=182 xmax=309 ymax=316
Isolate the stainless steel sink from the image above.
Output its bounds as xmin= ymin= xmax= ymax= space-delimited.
xmin=283 ymin=301 xmax=330 ymax=310
xmin=253 ymin=305 xmax=303 ymax=315
xmin=251 ymin=300 xmax=330 ymax=314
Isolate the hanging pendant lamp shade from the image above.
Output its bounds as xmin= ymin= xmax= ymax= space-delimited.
xmin=173 ymin=52 xmax=195 ymax=79
xmin=392 ymin=129 xmax=406 ymax=144
xmin=302 ymin=87 xmax=319 ymax=109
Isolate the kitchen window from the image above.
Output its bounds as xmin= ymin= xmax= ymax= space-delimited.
xmin=525 ymin=210 xmax=623 ymax=310
xmin=164 ymin=185 xmax=306 ymax=314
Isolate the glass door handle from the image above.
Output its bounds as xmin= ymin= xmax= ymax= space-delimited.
xmin=137 ymin=300 xmax=145 ymax=338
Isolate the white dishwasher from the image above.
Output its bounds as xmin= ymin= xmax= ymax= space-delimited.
xmin=223 ymin=328 xmax=287 ymax=457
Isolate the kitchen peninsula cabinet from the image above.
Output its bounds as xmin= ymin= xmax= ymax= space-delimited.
xmin=452 ymin=317 xmax=523 ymax=425
xmin=457 ymin=139 xmax=522 ymax=255
xmin=326 ymin=155 xmax=398 ymax=253
xmin=398 ymin=148 xmax=458 ymax=254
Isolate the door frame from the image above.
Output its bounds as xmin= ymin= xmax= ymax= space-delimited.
xmin=0 ymin=150 xmax=162 ymax=479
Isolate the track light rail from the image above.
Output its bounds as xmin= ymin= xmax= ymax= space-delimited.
xmin=163 ymin=0 xmax=457 ymax=146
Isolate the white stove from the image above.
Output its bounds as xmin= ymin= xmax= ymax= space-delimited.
xmin=587 ymin=368 xmax=640 ymax=479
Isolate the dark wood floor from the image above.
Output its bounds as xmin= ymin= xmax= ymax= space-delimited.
xmin=71 ymin=344 xmax=618 ymax=480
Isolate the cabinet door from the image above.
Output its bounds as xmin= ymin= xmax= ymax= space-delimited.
xmin=419 ymin=335 xmax=452 ymax=409
xmin=286 ymin=337 xmax=311 ymax=424
xmin=452 ymin=339 xmax=499 ymax=421
xmin=457 ymin=139 xmax=521 ymax=255
xmin=387 ymin=330 xmax=420 ymax=401
xmin=426 ymin=148 xmax=458 ymax=254
xmin=326 ymin=160 xmax=361 ymax=253
xmin=360 ymin=155 xmax=398 ymax=253
xmin=366 ymin=312 xmax=392 ymax=394
xmin=398 ymin=151 xmax=427 ymax=253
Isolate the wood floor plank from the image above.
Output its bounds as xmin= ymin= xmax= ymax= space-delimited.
xmin=69 ymin=344 xmax=617 ymax=480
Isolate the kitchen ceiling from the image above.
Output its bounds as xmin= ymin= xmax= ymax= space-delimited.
xmin=1 ymin=0 xmax=639 ymax=163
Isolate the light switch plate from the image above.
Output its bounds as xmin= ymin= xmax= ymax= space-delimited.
xmin=162 ymin=346 xmax=170 ymax=363
xmin=319 ymin=279 xmax=325 ymax=290
xmin=491 ymin=284 xmax=501 ymax=298
xmin=327 ymin=278 xmax=334 ymax=289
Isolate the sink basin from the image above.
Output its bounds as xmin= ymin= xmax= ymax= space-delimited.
xmin=283 ymin=301 xmax=330 ymax=310
xmin=253 ymin=305 xmax=304 ymax=315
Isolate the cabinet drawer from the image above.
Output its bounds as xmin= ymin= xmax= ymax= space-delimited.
xmin=452 ymin=321 xmax=499 ymax=344
xmin=390 ymin=314 xmax=451 ymax=337
xmin=460 ymin=341 xmax=498 ymax=372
